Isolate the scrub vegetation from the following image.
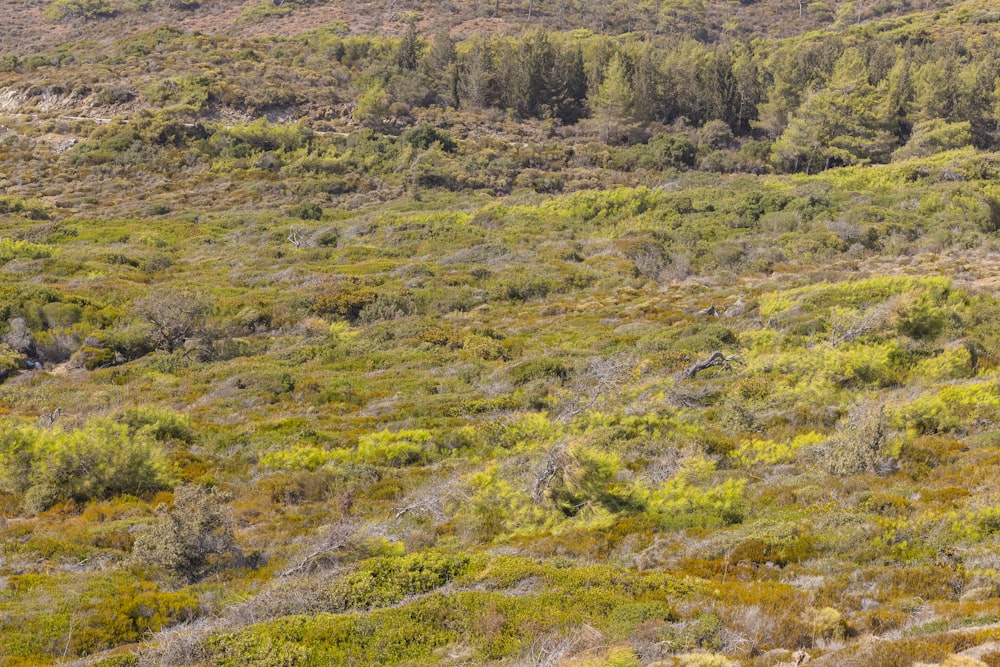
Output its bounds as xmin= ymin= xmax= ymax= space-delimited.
xmin=2 ymin=1 xmax=1000 ymax=666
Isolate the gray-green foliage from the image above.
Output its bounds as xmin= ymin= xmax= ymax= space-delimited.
xmin=820 ymin=404 xmax=889 ymax=476
xmin=130 ymin=484 xmax=239 ymax=581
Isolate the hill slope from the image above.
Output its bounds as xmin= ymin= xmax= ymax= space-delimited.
xmin=1 ymin=2 xmax=1000 ymax=667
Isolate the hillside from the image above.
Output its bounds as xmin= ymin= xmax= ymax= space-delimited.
xmin=1 ymin=2 xmax=1000 ymax=667
xmin=0 ymin=0 xmax=962 ymax=54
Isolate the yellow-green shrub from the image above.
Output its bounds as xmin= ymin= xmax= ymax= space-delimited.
xmin=893 ymin=382 xmax=1000 ymax=434
xmin=650 ymin=457 xmax=745 ymax=528
xmin=730 ymin=431 xmax=825 ymax=466
xmin=356 ymin=429 xmax=436 ymax=467
xmin=0 ymin=419 xmax=172 ymax=514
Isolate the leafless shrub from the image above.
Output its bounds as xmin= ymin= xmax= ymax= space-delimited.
xmin=819 ymin=403 xmax=891 ymax=477
xmin=557 ymin=353 xmax=634 ymax=422
xmin=392 ymin=471 xmax=468 ymax=523
xmin=133 ymin=288 xmax=210 ymax=353
xmin=826 ymin=299 xmax=897 ymax=347
xmin=280 ymin=520 xmax=358 ymax=578
xmin=136 ymin=620 xmax=214 ymax=667
xmin=532 ymin=444 xmax=567 ymax=504
xmin=513 ymin=625 xmax=603 ymax=667
xmin=3 ymin=317 xmax=35 ymax=357
xmin=626 ymin=243 xmax=669 ymax=283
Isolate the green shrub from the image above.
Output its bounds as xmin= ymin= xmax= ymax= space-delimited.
xmin=215 ymin=119 xmax=313 ymax=153
xmin=0 ymin=419 xmax=172 ymax=513
xmin=634 ymin=133 xmax=697 ymax=169
xmin=0 ymin=237 xmax=51 ymax=262
xmin=238 ymin=1 xmax=295 ymax=23
xmin=671 ymin=323 xmax=738 ymax=353
xmin=356 ymin=429 xmax=437 ymax=467
xmin=510 ymin=358 xmax=569 ymax=385
xmin=129 ymin=484 xmax=239 ymax=582
xmin=258 ymin=446 xmax=344 ymax=471
xmin=286 ymin=202 xmax=323 ymax=220
xmin=896 ymin=293 xmax=948 ymax=340
xmin=102 ymin=323 xmax=157 ymax=361
xmin=120 ymin=407 xmax=195 ymax=443
xmin=650 ymin=457 xmax=745 ymax=529
xmin=70 ymin=580 xmax=200 ymax=655
xmin=0 ymin=196 xmax=51 ymax=221
xmin=40 ymin=302 xmax=81 ymax=328
xmin=402 ymin=125 xmax=457 ymax=153
xmin=537 ymin=445 xmax=647 ymax=516
xmin=313 ymin=280 xmax=379 ymax=321
xmin=489 ymin=273 xmax=558 ymax=302
xmin=660 ymin=612 xmax=724 ymax=652
xmin=330 ymin=551 xmax=471 ymax=609
xmin=356 ymin=291 xmax=417 ymax=323
xmin=893 ymin=381 xmax=1000 ymax=434
xmin=44 ymin=0 xmax=116 ymax=20
xmin=0 ymin=343 xmax=25 ymax=382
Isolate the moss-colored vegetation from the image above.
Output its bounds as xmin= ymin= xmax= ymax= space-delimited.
xmin=1 ymin=1 xmax=1000 ymax=666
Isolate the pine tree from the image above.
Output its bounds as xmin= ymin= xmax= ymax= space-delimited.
xmin=631 ymin=44 xmax=664 ymax=124
xmin=730 ymin=42 xmax=762 ymax=133
xmin=422 ymin=30 xmax=458 ymax=106
xmin=878 ymin=56 xmax=914 ymax=141
xmin=550 ymin=45 xmax=588 ymax=124
xmin=591 ymin=52 xmax=634 ymax=143
xmin=422 ymin=30 xmax=456 ymax=83
xmin=460 ymin=37 xmax=495 ymax=110
xmin=394 ymin=21 xmax=421 ymax=72
xmin=772 ymin=48 xmax=885 ymax=172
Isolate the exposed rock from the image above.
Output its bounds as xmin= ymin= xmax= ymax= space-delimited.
xmin=3 ymin=317 xmax=35 ymax=358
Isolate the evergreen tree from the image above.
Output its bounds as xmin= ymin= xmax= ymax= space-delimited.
xmin=912 ymin=58 xmax=957 ymax=124
xmin=730 ymin=42 xmax=762 ymax=134
xmin=422 ymin=30 xmax=456 ymax=83
xmin=521 ymin=31 xmax=558 ymax=118
xmin=549 ymin=45 xmax=588 ymax=124
xmin=591 ymin=52 xmax=635 ymax=142
xmin=422 ymin=30 xmax=458 ymax=106
xmin=772 ymin=48 xmax=885 ymax=172
xmin=878 ymin=56 xmax=914 ymax=142
xmin=755 ymin=39 xmax=844 ymax=139
xmin=460 ymin=37 xmax=496 ymax=110
xmin=394 ymin=21 xmax=421 ymax=72
xmin=954 ymin=60 xmax=999 ymax=148
xmin=631 ymin=43 xmax=664 ymax=124
xmin=354 ymin=83 xmax=391 ymax=129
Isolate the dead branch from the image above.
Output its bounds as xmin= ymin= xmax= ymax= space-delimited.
xmin=557 ymin=354 xmax=633 ymax=423
xmin=826 ymin=300 xmax=894 ymax=347
xmin=287 ymin=227 xmax=305 ymax=248
xmin=682 ymin=351 xmax=743 ymax=379
xmin=391 ymin=472 xmax=467 ymax=521
xmin=533 ymin=445 xmax=566 ymax=504
xmin=38 ymin=406 xmax=61 ymax=428
xmin=279 ymin=521 xmax=355 ymax=578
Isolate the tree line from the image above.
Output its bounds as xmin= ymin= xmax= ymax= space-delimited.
xmin=358 ymin=25 xmax=1000 ymax=173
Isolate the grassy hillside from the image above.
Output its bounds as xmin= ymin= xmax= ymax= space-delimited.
xmin=1 ymin=2 xmax=1000 ymax=667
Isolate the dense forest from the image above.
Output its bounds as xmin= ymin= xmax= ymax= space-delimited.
xmin=1 ymin=1 xmax=1000 ymax=666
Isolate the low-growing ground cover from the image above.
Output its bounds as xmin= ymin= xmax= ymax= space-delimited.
xmin=1 ymin=3 xmax=1000 ymax=666
xmin=0 ymin=150 xmax=998 ymax=665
